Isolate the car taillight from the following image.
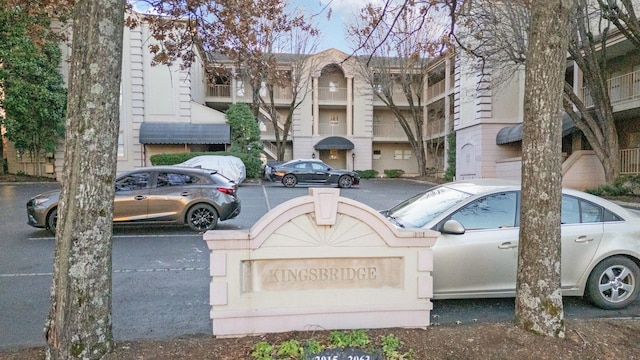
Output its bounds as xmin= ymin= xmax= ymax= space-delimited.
xmin=217 ymin=187 xmax=236 ymax=196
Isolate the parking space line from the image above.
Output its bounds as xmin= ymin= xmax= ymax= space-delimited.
xmin=0 ymin=272 xmax=52 ymax=277
xmin=262 ymin=184 xmax=271 ymax=211
xmin=28 ymin=234 xmax=200 ymax=241
xmin=1 ymin=267 xmax=209 ymax=278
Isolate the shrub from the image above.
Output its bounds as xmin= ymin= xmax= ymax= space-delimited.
xmin=384 ymin=169 xmax=405 ymax=178
xmin=586 ymin=174 xmax=640 ymax=197
xmin=355 ymin=169 xmax=378 ymax=179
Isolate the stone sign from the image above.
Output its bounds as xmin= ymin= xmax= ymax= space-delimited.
xmin=203 ymin=188 xmax=439 ymax=337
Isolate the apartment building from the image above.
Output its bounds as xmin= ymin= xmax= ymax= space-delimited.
xmin=453 ymin=30 xmax=639 ymax=190
xmin=206 ymin=48 xmax=454 ymax=176
xmin=5 ymin=13 xmax=637 ymax=187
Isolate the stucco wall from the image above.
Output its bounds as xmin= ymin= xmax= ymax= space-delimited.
xmin=203 ymin=188 xmax=438 ymax=337
xmin=562 ymin=150 xmax=606 ymax=190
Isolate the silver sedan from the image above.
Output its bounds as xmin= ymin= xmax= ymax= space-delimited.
xmin=382 ymin=179 xmax=640 ymax=310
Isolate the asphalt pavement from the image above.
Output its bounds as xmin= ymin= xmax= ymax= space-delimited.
xmin=1 ymin=179 xmax=639 ymax=351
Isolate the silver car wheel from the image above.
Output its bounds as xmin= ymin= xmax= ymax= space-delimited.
xmin=586 ymin=256 xmax=640 ymax=310
xmin=186 ymin=203 xmax=219 ymax=232
xmin=282 ymin=174 xmax=297 ymax=188
xmin=338 ymin=175 xmax=353 ymax=188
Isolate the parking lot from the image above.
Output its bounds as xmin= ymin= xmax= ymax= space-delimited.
xmin=0 ymin=179 xmax=432 ymax=350
xmin=2 ymin=178 xmax=639 ymax=351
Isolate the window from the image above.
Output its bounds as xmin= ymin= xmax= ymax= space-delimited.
xmin=450 ymin=192 xmax=518 ymax=230
xmin=561 ymin=195 xmax=581 ymax=224
xmin=260 ymin=81 xmax=267 ymax=97
xmin=156 ymin=172 xmax=198 ymax=187
xmin=561 ymin=195 xmax=622 ymax=223
xmin=115 ymin=172 xmax=150 ymax=191
xmin=373 ymin=149 xmax=381 ymax=160
xmin=117 ymin=131 xmax=125 ymax=157
xmin=310 ymin=162 xmax=327 ymax=171
xmin=236 ymin=80 xmax=245 ymax=96
xmin=393 ymin=149 xmax=411 ymax=160
xmin=630 ymin=132 xmax=640 ymax=148
xmin=581 ymin=200 xmax=603 ymax=223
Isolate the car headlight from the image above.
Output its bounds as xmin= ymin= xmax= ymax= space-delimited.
xmin=34 ymin=198 xmax=50 ymax=206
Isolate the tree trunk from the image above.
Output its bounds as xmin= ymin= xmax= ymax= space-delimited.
xmin=45 ymin=1 xmax=124 ymax=359
xmin=515 ymin=0 xmax=575 ymax=338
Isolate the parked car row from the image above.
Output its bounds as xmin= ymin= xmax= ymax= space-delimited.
xmin=25 ymin=169 xmax=640 ymax=310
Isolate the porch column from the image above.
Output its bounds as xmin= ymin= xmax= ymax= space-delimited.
xmin=347 ymin=76 xmax=353 ymax=135
xmin=313 ymin=76 xmax=319 ymax=135
xmin=444 ymin=57 xmax=452 ymax=171
xmin=231 ymin=65 xmax=237 ymax=104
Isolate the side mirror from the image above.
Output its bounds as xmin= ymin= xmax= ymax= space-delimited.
xmin=441 ymin=219 xmax=465 ymax=235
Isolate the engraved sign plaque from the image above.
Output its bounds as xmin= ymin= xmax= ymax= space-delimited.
xmin=242 ymin=257 xmax=404 ymax=292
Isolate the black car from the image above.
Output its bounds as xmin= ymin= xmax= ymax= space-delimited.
xmin=270 ymin=159 xmax=360 ymax=188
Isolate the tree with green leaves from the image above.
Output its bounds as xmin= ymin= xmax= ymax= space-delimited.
xmin=0 ymin=7 xmax=66 ymax=176
xmin=226 ymin=102 xmax=263 ymax=158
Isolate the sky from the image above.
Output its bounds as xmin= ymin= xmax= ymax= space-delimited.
xmin=292 ymin=0 xmax=370 ymax=53
xmin=132 ymin=0 xmax=379 ymax=54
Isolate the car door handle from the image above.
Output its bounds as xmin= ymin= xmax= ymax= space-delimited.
xmin=575 ymin=236 xmax=594 ymax=243
xmin=498 ymin=242 xmax=518 ymax=249
xmin=134 ymin=195 xmax=146 ymax=201
xmin=180 ymin=191 xmax=191 ymax=196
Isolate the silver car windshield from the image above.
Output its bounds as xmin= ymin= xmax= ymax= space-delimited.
xmin=386 ymin=186 xmax=472 ymax=228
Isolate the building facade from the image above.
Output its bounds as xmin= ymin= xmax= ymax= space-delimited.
xmin=4 ymin=15 xmax=638 ymax=189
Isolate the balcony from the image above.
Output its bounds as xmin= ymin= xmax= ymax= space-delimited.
xmin=427 ymin=79 xmax=446 ymax=99
xmin=580 ymin=70 xmax=640 ymax=107
xmin=206 ymin=84 xmax=293 ymax=101
xmin=318 ymin=122 xmax=347 ymax=136
xmin=318 ymin=86 xmax=347 ymax=101
xmin=373 ymin=123 xmax=408 ymax=138
xmin=207 ymin=84 xmax=231 ymax=97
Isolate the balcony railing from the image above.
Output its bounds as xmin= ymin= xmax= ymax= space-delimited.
xmin=206 ymin=84 xmax=293 ymax=100
xmin=373 ymin=123 xmax=408 ymax=138
xmin=207 ymin=84 xmax=231 ymax=97
xmin=580 ymin=70 xmax=640 ymax=107
xmin=427 ymin=79 xmax=446 ymax=99
xmin=621 ymin=148 xmax=640 ymax=175
xmin=318 ymin=87 xmax=347 ymax=101
xmin=318 ymin=123 xmax=347 ymax=135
